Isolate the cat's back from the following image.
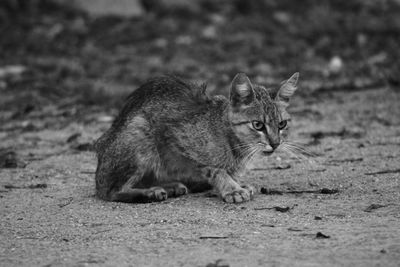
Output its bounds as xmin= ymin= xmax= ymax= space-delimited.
xmin=117 ymin=76 xmax=210 ymax=124
xmin=95 ymin=76 xmax=213 ymax=153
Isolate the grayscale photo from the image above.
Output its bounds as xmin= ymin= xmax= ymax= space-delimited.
xmin=0 ymin=0 xmax=399 ymax=266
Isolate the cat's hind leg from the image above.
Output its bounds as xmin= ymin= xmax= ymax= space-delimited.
xmin=159 ymin=182 xmax=188 ymax=198
xmin=97 ymin=115 xmax=168 ymax=203
xmin=110 ymin=171 xmax=168 ymax=203
xmin=111 ymin=187 xmax=168 ymax=203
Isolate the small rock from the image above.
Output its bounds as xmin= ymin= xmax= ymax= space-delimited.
xmin=73 ymin=143 xmax=94 ymax=151
xmin=260 ymin=187 xmax=283 ymax=195
xmin=274 ymin=206 xmax=291 ymax=212
xmin=319 ymin=188 xmax=339 ymax=194
xmin=315 ymin=232 xmax=330 ymax=239
xmin=0 ymin=150 xmax=26 ymax=169
xmin=261 ymin=224 xmax=275 ymax=227
xmin=288 ymin=227 xmax=303 ymax=232
xmin=28 ymin=184 xmax=47 ymax=189
xmin=4 ymin=183 xmax=47 ymax=189
xmin=67 ymin=133 xmax=81 ymax=143
xmin=206 ymin=259 xmax=230 ymax=267
xmin=364 ymin=204 xmax=387 ymax=212
xmin=275 ymin=163 xmax=291 ymax=170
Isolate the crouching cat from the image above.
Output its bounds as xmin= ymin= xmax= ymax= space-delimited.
xmin=95 ymin=73 xmax=299 ymax=203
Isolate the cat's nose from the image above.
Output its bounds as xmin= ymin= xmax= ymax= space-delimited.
xmin=262 ymin=143 xmax=279 ymax=155
xmin=264 ymin=145 xmax=273 ymax=152
xmin=271 ymin=143 xmax=280 ymax=150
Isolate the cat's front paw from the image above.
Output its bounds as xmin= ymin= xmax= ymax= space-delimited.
xmin=241 ymin=184 xmax=255 ymax=199
xmin=222 ymin=188 xmax=252 ymax=203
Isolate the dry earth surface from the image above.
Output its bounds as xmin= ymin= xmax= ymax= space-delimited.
xmin=1 ymin=85 xmax=399 ymax=267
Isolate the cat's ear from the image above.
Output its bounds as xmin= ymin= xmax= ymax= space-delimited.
xmin=276 ymin=72 xmax=299 ymax=104
xmin=230 ymin=73 xmax=254 ymax=108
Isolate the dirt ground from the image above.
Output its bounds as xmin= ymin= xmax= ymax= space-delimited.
xmin=1 ymin=83 xmax=400 ymax=267
xmin=1 ymin=1 xmax=400 ymax=266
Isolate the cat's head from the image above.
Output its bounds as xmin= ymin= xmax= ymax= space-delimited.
xmin=228 ymin=72 xmax=299 ymax=155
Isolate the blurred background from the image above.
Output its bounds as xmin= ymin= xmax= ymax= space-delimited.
xmin=0 ymin=0 xmax=399 ymax=126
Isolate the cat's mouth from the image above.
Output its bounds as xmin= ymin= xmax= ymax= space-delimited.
xmin=261 ymin=150 xmax=274 ymax=156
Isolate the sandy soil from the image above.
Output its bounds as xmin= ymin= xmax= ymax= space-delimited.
xmin=1 ymin=86 xmax=399 ymax=267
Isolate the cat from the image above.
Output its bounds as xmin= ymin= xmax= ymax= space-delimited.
xmin=95 ymin=72 xmax=299 ymax=203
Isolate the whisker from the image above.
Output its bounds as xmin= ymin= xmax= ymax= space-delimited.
xmin=233 ymin=143 xmax=253 ymax=150
xmin=243 ymin=149 xmax=259 ymax=168
xmin=279 ymin=142 xmax=317 ymax=165
xmin=232 ymin=145 xmax=253 ymax=171
xmin=282 ymin=141 xmax=318 ymax=157
xmin=279 ymin=145 xmax=304 ymax=162
xmin=288 ymin=144 xmax=316 ymax=155
xmin=284 ymin=146 xmax=315 ymax=159
xmin=234 ymin=141 xmax=319 ymax=169
xmin=240 ymin=146 xmax=259 ymax=169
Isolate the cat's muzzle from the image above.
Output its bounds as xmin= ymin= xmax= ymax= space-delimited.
xmin=261 ymin=143 xmax=279 ymax=155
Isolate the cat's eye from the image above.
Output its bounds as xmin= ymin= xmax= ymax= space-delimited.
xmin=252 ymin=121 xmax=265 ymax=131
xmin=278 ymin=120 xmax=287 ymax=130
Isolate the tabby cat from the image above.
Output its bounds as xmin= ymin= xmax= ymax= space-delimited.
xmin=95 ymin=73 xmax=299 ymax=203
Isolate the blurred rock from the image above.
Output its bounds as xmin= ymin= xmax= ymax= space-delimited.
xmin=254 ymin=62 xmax=273 ymax=75
xmin=146 ymin=56 xmax=163 ymax=69
xmin=47 ymin=23 xmax=64 ymax=39
xmin=68 ymin=0 xmax=144 ymax=17
xmin=327 ymin=56 xmax=343 ymax=75
xmin=0 ymin=81 xmax=7 ymax=90
xmin=209 ymin=14 xmax=226 ymax=25
xmin=0 ymin=65 xmax=27 ymax=80
xmin=97 ymin=115 xmax=114 ymax=123
xmin=273 ymin=11 xmax=291 ymax=24
xmin=202 ymin=25 xmax=217 ymax=39
xmin=176 ymin=35 xmax=193 ymax=45
xmin=141 ymin=0 xmax=202 ymax=15
xmin=367 ymin=52 xmax=387 ymax=65
xmin=69 ymin=17 xmax=88 ymax=35
xmin=357 ymin=33 xmax=367 ymax=47
xmin=154 ymin=38 xmax=168 ymax=48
